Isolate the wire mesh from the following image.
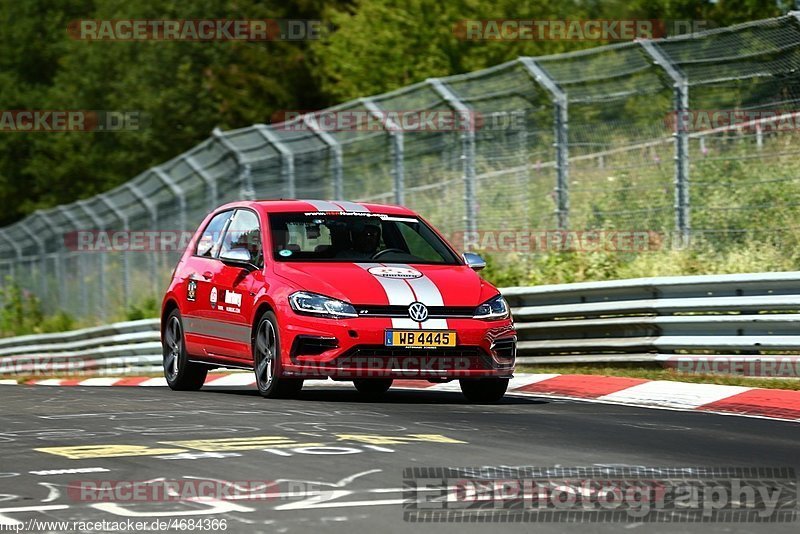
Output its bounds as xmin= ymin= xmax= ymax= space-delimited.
xmin=2 ymin=15 xmax=800 ymax=319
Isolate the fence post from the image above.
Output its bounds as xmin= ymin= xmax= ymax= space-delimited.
xmin=428 ymin=78 xmax=476 ymax=249
xmin=97 ymin=193 xmax=130 ymax=308
xmin=640 ymin=40 xmax=690 ymax=247
xmin=184 ymin=154 xmax=218 ymax=212
xmin=362 ymin=98 xmax=405 ymax=205
xmin=304 ymin=115 xmax=343 ymax=200
xmin=18 ymin=218 xmax=48 ymax=301
xmin=56 ymin=205 xmax=88 ymax=317
xmin=126 ymin=183 xmax=159 ymax=299
xmin=0 ymin=229 xmax=21 ymax=281
xmin=256 ymin=125 xmax=296 ymax=198
xmin=520 ymin=57 xmax=569 ymax=230
xmin=35 ymin=210 xmax=66 ymax=310
xmin=212 ymin=127 xmax=253 ymax=200
xmin=76 ymin=200 xmax=107 ymax=316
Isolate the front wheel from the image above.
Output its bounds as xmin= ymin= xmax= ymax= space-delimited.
xmin=253 ymin=311 xmax=303 ymax=398
xmin=163 ymin=309 xmax=207 ymax=391
xmin=459 ymin=378 xmax=508 ymax=403
xmin=353 ymin=378 xmax=393 ymax=397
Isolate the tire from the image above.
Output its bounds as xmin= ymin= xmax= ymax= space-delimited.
xmin=163 ymin=309 xmax=208 ymax=391
xmin=253 ymin=311 xmax=304 ymax=398
xmin=353 ymin=378 xmax=393 ymax=397
xmin=459 ymin=378 xmax=508 ymax=403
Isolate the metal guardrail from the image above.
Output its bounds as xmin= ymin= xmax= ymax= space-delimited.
xmin=1 ymin=272 xmax=800 ymax=375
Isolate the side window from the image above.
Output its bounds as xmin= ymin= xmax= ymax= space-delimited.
xmin=220 ymin=210 xmax=263 ymax=266
xmin=398 ymin=223 xmax=441 ymax=262
xmin=195 ymin=211 xmax=232 ymax=258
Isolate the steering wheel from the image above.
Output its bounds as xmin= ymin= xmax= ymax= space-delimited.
xmin=371 ymin=248 xmax=406 ymax=259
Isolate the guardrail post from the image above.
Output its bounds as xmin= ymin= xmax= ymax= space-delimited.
xmin=56 ymin=205 xmax=88 ymax=317
xmin=125 ymin=183 xmax=159 ymax=298
xmin=76 ymin=200 xmax=107 ymax=316
xmin=256 ymin=125 xmax=296 ymax=198
xmin=212 ymin=127 xmax=254 ymax=200
xmin=303 ymin=115 xmax=343 ymax=200
xmin=36 ymin=211 xmax=66 ymax=310
xmin=520 ymin=58 xmax=570 ymax=230
xmin=97 ymin=194 xmax=130 ymax=308
xmin=640 ymin=40 xmax=690 ymax=248
xmin=362 ymin=98 xmax=405 ymax=205
xmin=18 ymin=218 xmax=48 ymax=301
xmin=428 ymin=78 xmax=477 ymax=249
xmin=183 ymin=155 xmax=218 ymax=211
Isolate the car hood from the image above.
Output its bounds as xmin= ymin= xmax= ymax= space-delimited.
xmin=271 ymin=262 xmax=496 ymax=307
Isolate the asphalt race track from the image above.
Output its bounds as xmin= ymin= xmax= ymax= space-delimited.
xmin=0 ymin=383 xmax=798 ymax=533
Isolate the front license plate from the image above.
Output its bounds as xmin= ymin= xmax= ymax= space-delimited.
xmin=385 ymin=330 xmax=457 ymax=348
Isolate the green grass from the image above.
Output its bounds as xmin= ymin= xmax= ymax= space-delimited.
xmin=516 ymin=363 xmax=800 ymax=390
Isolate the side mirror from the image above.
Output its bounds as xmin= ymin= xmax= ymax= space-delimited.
xmin=463 ymin=252 xmax=486 ymax=271
xmin=220 ymin=247 xmax=258 ymax=270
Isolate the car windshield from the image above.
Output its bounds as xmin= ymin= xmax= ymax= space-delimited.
xmin=268 ymin=213 xmax=461 ymax=264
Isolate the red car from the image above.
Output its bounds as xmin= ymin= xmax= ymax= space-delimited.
xmin=161 ymin=200 xmax=516 ymax=402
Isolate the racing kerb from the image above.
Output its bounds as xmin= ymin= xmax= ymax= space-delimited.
xmin=1 ymin=271 xmax=800 ymax=375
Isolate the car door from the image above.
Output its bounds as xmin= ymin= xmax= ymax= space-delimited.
xmin=181 ymin=210 xmax=233 ymax=358
xmin=206 ymin=208 xmax=264 ymax=361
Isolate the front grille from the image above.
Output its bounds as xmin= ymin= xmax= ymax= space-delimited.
xmin=354 ymin=305 xmax=475 ymax=318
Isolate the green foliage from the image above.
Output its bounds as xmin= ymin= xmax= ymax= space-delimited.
xmin=0 ymin=0 xmax=788 ymax=226
xmin=0 ymin=277 xmax=76 ymax=336
xmin=123 ymin=295 xmax=160 ymax=321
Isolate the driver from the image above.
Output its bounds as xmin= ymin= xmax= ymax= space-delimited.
xmin=348 ymin=223 xmax=381 ymax=258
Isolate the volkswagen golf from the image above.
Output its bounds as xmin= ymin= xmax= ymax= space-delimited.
xmin=161 ymin=199 xmax=516 ymax=402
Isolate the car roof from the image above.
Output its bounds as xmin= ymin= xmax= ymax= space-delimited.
xmin=214 ymin=199 xmax=418 ymax=216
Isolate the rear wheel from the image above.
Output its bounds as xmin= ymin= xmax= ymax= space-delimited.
xmin=254 ymin=311 xmax=303 ymax=398
xmin=353 ymin=378 xmax=393 ymax=397
xmin=459 ymin=378 xmax=508 ymax=403
xmin=163 ymin=309 xmax=207 ymax=391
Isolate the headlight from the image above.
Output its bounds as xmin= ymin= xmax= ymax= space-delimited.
xmin=473 ymin=294 xmax=509 ymax=320
xmin=289 ymin=291 xmax=358 ymax=319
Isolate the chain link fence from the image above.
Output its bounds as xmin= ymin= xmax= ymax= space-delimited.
xmin=3 ymin=14 xmax=800 ymax=320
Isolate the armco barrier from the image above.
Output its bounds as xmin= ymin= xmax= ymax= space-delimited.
xmin=2 ymin=272 xmax=800 ymax=375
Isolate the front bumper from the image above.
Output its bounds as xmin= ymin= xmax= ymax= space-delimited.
xmin=279 ymin=312 xmax=516 ymax=380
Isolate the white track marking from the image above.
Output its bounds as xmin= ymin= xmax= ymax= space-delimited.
xmin=205 ymin=373 xmax=255 ymax=387
xmin=598 ymin=381 xmax=752 ymax=409
xmin=78 ymin=377 xmax=120 ymax=386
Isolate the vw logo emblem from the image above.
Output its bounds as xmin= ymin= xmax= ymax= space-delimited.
xmin=408 ymin=302 xmax=429 ymax=322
